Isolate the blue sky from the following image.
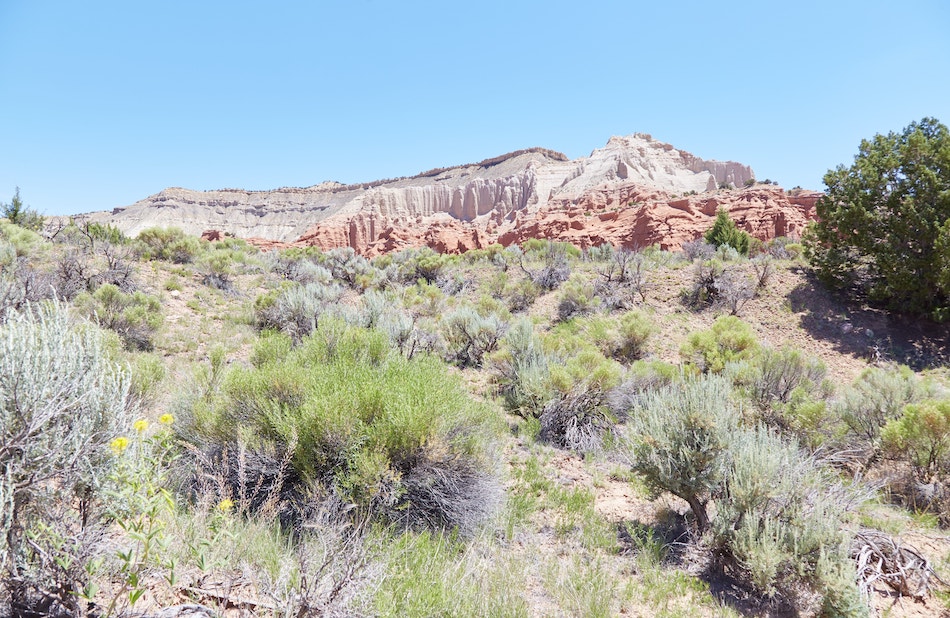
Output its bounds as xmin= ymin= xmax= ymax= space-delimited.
xmin=1 ymin=1 xmax=948 ymax=216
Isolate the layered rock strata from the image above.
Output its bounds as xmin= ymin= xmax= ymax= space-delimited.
xmin=87 ymin=134 xmax=816 ymax=254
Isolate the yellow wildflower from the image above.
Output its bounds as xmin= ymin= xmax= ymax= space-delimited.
xmin=217 ymin=498 xmax=235 ymax=512
xmin=110 ymin=436 xmax=129 ymax=455
xmin=133 ymin=418 xmax=149 ymax=433
xmin=159 ymin=413 xmax=175 ymax=425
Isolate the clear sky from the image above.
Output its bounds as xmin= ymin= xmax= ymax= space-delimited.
xmin=1 ymin=1 xmax=948 ymax=216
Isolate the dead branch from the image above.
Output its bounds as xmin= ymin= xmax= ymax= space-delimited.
xmin=851 ymin=529 xmax=945 ymax=602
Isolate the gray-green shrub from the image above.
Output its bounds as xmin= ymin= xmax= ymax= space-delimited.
xmin=836 ymin=364 xmax=936 ymax=445
xmin=711 ymin=427 xmax=864 ymax=611
xmin=255 ymin=281 xmax=343 ymax=342
xmin=747 ymin=345 xmax=828 ymax=409
xmin=440 ymin=306 xmax=507 ymax=368
xmin=619 ymin=376 xmax=866 ymax=612
xmin=0 ymin=303 xmax=132 ymax=614
xmin=490 ymin=318 xmax=552 ymax=420
xmin=619 ymin=375 xmax=739 ymax=532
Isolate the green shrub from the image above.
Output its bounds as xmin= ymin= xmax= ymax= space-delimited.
xmin=556 ymin=276 xmax=599 ymax=321
xmin=505 ymin=277 xmax=541 ymax=312
xmin=704 ymin=208 xmax=751 ymax=255
xmin=75 ymin=283 xmax=163 ymax=350
xmin=129 ymin=353 xmax=167 ymax=406
xmin=402 ymin=280 xmax=446 ymax=318
xmin=836 ymin=364 xmax=936 ymax=446
xmin=804 ymin=118 xmax=950 ymax=317
xmin=0 ymin=220 xmax=44 ymax=256
xmin=198 ymin=248 xmax=241 ymax=290
xmin=783 ymin=243 xmax=803 ymax=260
xmin=881 ymin=398 xmax=950 ymax=474
xmin=0 ymin=302 xmax=132 ymax=614
xmin=680 ymin=315 xmax=758 ymax=373
xmin=85 ymin=221 xmax=127 ymax=245
xmin=616 ymin=310 xmax=655 ymax=361
xmin=136 ymin=227 xmax=201 ymax=263
xmin=1 ymin=187 xmax=44 ymax=232
xmin=541 ymin=349 xmax=623 ymax=453
xmin=181 ymin=319 xmax=502 ymax=534
xmin=574 ymin=312 xmax=654 ymax=362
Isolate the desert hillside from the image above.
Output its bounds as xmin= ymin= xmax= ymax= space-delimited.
xmin=2 ymin=213 xmax=949 ymax=616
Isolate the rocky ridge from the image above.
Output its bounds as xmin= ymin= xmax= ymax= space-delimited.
xmin=88 ymin=134 xmax=818 ymax=254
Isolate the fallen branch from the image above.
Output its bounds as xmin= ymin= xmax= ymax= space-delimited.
xmin=851 ymin=529 xmax=945 ymax=602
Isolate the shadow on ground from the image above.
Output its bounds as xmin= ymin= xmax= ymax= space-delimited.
xmin=788 ymin=269 xmax=949 ymax=371
xmin=616 ymin=515 xmax=799 ymax=617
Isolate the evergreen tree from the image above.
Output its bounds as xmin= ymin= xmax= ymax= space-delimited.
xmin=804 ymin=118 xmax=950 ymax=319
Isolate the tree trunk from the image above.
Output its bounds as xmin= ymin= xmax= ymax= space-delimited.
xmin=684 ymin=494 xmax=710 ymax=535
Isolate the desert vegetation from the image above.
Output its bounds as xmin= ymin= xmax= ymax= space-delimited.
xmin=2 ymin=121 xmax=950 ymax=617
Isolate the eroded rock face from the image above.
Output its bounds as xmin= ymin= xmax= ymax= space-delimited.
xmin=90 ymin=134 xmax=815 ymax=254
xmin=495 ymin=186 xmax=820 ymax=251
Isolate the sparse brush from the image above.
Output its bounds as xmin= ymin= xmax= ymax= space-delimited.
xmin=519 ymin=241 xmax=571 ymax=290
xmin=440 ymin=306 xmax=507 ymax=368
xmin=539 ymin=384 xmax=618 ymax=453
xmin=746 ymin=345 xmax=828 ymax=409
xmin=750 ymin=254 xmax=774 ymax=290
xmin=714 ymin=267 xmax=755 ymax=315
xmin=681 ymin=238 xmax=716 ymax=261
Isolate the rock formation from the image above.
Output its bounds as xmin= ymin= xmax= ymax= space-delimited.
xmin=86 ymin=134 xmax=817 ymax=254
